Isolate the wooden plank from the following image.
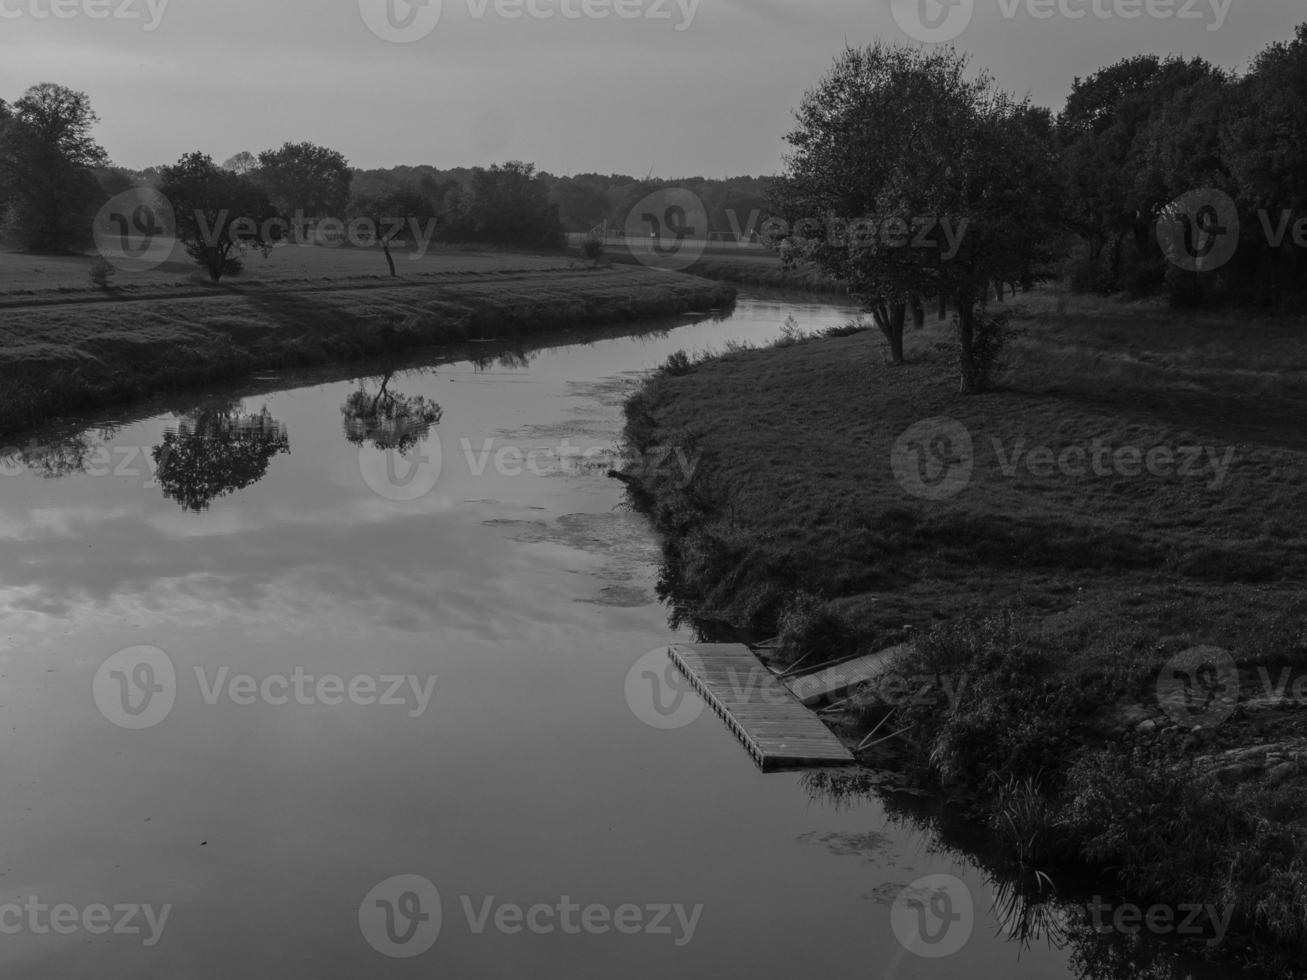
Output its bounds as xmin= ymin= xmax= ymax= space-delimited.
xmin=666 ymin=644 xmax=855 ymax=771
xmin=784 ymin=644 xmax=913 ymax=707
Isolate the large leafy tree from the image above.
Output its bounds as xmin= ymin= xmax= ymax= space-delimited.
xmin=1058 ymin=56 xmax=1219 ymax=291
xmin=152 ymin=402 xmax=290 ymax=513
xmin=446 ymin=162 xmax=564 ymax=249
xmin=778 ymin=44 xmax=1062 ymax=390
xmin=158 ymin=152 xmax=275 ymax=282
xmin=0 ymin=83 xmax=108 ymax=252
xmin=256 ymin=141 xmax=352 ymax=218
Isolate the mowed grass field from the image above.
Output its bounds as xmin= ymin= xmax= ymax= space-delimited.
xmin=0 ymin=242 xmax=735 ymax=436
xmin=0 ymin=240 xmax=572 ymax=298
xmin=630 ymin=289 xmax=1307 ymax=650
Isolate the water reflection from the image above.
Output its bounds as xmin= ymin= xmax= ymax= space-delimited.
xmin=801 ymin=770 xmax=1283 ymax=980
xmin=152 ymin=399 xmax=290 ymax=512
xmin=340 ymin=368 xmax=443 ymax=455
xmin=2 ymin=424 xmax=122 ymax=478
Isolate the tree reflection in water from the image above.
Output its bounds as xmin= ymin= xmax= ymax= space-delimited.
xmin=152 ymin=400 xmax=290 ymax=513
xmin=340 ymin=368 xmax=443 ymax=455
xmin=800 ymin=769 xmax=1273 ymax=980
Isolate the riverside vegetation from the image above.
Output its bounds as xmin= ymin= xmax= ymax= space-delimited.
xmin=621 ymin=290 xmax=1307 ymax=970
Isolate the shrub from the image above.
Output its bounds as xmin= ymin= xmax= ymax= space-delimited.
xmin=89 ymin=256 xmax=115 ymax=290
xmin=581 ymin=236 xmax=605 ymax=264
xmin=776 ymin=592 xmax=853 ymax=664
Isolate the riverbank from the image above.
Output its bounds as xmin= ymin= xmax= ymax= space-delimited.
xmin=620 ymin=288 xmax=1307 ymax=970
xmin=0 ymin=262 xmax=734 ymax=437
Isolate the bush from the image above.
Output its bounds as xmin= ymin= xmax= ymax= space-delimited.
xmin=89 ymin=256 xmax=115 ymax=290
xmin=581 ymin=236 xmax=605 ymax=263
xmin=776 ymin=592 xmax=853 ymax=665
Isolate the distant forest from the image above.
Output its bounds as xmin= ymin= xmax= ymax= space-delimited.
xmin=1 ymin=22 xmax=1304 ymax=309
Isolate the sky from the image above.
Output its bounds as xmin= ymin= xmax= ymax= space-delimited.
xmin=0 ymin=0 xmax=1302 ymax=178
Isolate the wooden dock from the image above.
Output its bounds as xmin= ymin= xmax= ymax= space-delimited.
xmin=666 ymin=644 xmax=855 ymax=771
xmin=784 ymin=644 xmax=913 ymax=707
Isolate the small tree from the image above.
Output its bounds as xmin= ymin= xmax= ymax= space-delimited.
xmin=349 ymin=189 xmax=437 ymax=277
xmin=581 ymin=235 xmax=605 ymax=265
xmin=159 ymin=152 xmax=275 ymax=283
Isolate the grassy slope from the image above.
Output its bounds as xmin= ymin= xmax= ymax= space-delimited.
xmin=0 ymin=256 xmax=734 ymax=437
xmin=623 ymin=289 xmax=1307 ymax=964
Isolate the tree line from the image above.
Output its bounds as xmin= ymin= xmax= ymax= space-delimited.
xmin=772 ymin=23 xmax=1307 ymax=392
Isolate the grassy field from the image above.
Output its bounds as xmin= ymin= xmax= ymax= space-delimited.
xmin=0 ymin=244 xmax=734 ymax=437
xmin=0 ymin=240 xmax=570 ymax=295
xmin=623 ymin=287 xmax=1307 ymax=967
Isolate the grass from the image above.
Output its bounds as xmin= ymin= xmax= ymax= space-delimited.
xmin=621 ymin=286 xmax=1307 ymax=966
xmin=0 ymin=244 xmax=735 ymax=437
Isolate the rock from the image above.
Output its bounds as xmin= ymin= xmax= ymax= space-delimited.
xmin=1138 ymin=720 xmax=1158 ymax=734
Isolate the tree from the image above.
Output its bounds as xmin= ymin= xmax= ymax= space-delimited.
xmin=0 ymin=84 xmax=108 ymax=252
xmin=158 ymin=152 xmax=275 ymax=282
xmin=779 ymin=44 xmax=1063 ymax=390
xmin=256 ymin=141 xmax=352 ymax=218
xmin=221 ymin=151 xmax=259 ymax=176
xmin=778 ymin=44 xmax=977 ymax=366
xmin=341 ymin=370 xmax=443 ymax=455
xmin=1057 ymin=56 xmax=1218 ymax=291
xmin=348 ymin=188 xmax=438 ymax=277
xmin=152 ymin=401 xmax=290 ymax=512
xmin=1221 ymin=24 xmax=1307 ymax=306
xmin=446 ymin=162 xmax=564 ymax=249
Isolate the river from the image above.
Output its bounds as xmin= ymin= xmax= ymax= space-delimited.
xmin=0 ymin=292 xmax=1241 ymax=978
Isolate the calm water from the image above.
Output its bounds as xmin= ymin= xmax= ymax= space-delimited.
xmin=0 ymin=294 xmax=1240 ymax=978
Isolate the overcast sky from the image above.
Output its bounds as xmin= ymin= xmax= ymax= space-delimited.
xmin=1 ymin=0 xmax=1301 ymax=177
